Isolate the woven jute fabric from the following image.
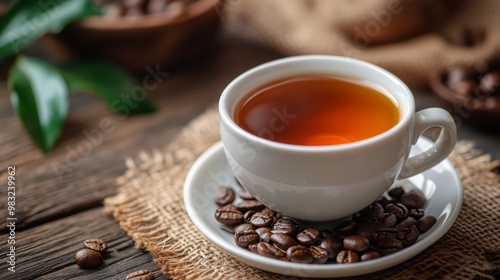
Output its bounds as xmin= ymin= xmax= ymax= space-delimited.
xmin=104 ymin=107 xmax=500 ymax=280
xmin=222 ymin=0 xmax=500 ymax=88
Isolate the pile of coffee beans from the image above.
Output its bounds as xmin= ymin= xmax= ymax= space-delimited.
xmin=95 ymin=0 xmax=199 ymax=18
xmin=74 ymin=237 xmax=155 ymax=279
xmin=214 ymin=185 xmax=437 ymax=264
xmin=444 ymin=59 xmax=500 ymax=104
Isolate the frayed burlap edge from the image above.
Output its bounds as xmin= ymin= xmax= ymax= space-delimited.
xmin=104 ymin=107 xmax=500 ymax=280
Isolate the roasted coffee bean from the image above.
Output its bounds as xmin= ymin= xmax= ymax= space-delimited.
xmin=343 ymin=235 xmax=370 ymax=252
xmin=417 ymin=216 xmax=437 ymax=233
xmin=353 ymin=222 xmax=387 ymax=242
xmin=388 ymin=186 xmax=405 ymax=199
xmin=126 ymin=269 xmax=155 ymax=280
xmin=396 ymin=217 xmax=417 ymax=230
xmin=234 ymin=200 xmax=265 ymax=212
xmin=400 ymin=189 xmax=426 ymax=209
xmin=480 ymin=71 xmax=500 ymax=95
xmin=296 ymin=227 xmax=321 ymax=246
xmin=257 ymin=242 xmax=286 ymax=259
xmin=219 ymin=204 xmax=237 ymax=211
xmin=272 ymin=218 xmax=299 ymax=235
xmin=255 ymin=227 xmax=272 ymax=242
xmin=261 ymin=208 xmax=276 ymax=217
xmin=309 ymin=246 xmax=329 ymax=264
xmin=374 ymin=233 xmax=403 ymax=250
xmin=360 ymin=251 xmax=381 ymax=261
xmin=397 ymin=225 xmax=419 ymax=246
xmin=243 ymin=210 xmax=257 ymax=222
xmin=75 ymin=248 xmax=103 ymax=269
xmin=83 ymin=238 xmax=108 ymax=254
xmin=336 ymin=250 xmax=359 ymax=264
xmin=379 ymin=213 xmax=397 ymax=227
xmin=409 ymin=208 xmax=425 ymax=220
xmin=385 ymin=203 xmax=408 ymax=220
xmin=249 ymin=212 xmax=273 ymax=227
xmin=215 ymin=208 xmax=243 ymax=226
xmin=234 ymin=223 xmax=254 ymax=234
xmin=270 ymin=233 xmax=298 ymax=252
xmin=214 ymin=186 xmax=235 ymax=205
xmin=287 ymin=245 xmax=314 ymax=264
xmin=238 ymin=188 xmax=255 ymax=200
xmin=235 ymin=230 xmax=260 ymax=248
xmin=333 ymin=220 xmax=356 ymax=237
xmin=147 ymin=0 xmax=168 ymax=14
xmin=248 ymin=243 xmax=259 ymax=253
xmin=319 ymin=235 xmax=343 ymax=259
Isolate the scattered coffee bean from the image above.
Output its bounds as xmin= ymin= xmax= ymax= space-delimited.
xmin=360 ymin=250 xmax=381 ymax=261
xmin=388 ymin=186 xmax=405 ymax=199
xmin=271 ymin=218 xmax=299 ymax=235
xmin=397 ymin=225 xmax=420 ymax=246
xmin=287 ymin=245 xmax=314 ymax=264
xmin=214 ymin=186 xmax=235 ymax=206
xmin=234 ymin=200 xmax=265 ymax=213
xmin=234 ymin=223 xmax=254 ymax=234
xmin=83 ymin=238 xmax=108 ymax=254
xmin=343 ymin=235 xmax=370 ymax=252
xmin=270 ymin=233 xmax=298 ymax=252
xmin=238 ymin=188 xmax=255 ymax=200
xmin=336 ymin=250 xmax=359 ymax=264
xmin=333 ymin=220 xmax=356 ymax=237
xmin=309 ymin=246 xmax=329 ymax=264
xmin=75 ymin=248 xmax=103 ymax=269
xmin=417 ymin=216 xmax=437 ymax=233
xmin=126 ymin=269 xmax=155 ymax=280
xmin=296 ymin=227 xmax=321 ymax=246
xmin=249 ymin=212 xmax=273 ymax=227
xmin=215 ymin=208 xmax=243 ymax=226
xmin=257 ymin=242 xmax=286 ymax=259
xmin=234 ymin=230 xmax=260 ymax=248
xmin=319 ymin=235 xmax=343 ymax=259
xmin=400 ymin=189 xmax=426 ymax=209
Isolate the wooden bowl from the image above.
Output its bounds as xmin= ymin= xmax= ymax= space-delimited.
xmin=53 ymin=0 xmax=221 ymax=73
xmin=428 ymin=62 xmax=500 ymax=128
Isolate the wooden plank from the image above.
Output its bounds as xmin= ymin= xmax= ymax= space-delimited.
xmin=2 ymin=208 xmax=169 ymax=280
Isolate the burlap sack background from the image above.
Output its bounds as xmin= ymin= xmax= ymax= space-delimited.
xmin=223 ymin=0 xmax=500 ymax=88
xmin=104 ymin=107 xmax=500 ymax=280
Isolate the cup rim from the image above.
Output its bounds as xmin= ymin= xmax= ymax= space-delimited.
xmin=219 ymin=55 xmax=414 ymax=152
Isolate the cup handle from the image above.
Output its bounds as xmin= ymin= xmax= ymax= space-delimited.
xmin=399 ymin=108 xmax=457 ymax=179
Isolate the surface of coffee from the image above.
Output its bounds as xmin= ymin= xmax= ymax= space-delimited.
xmin=235 ymin=76 xmax=399 ymax=146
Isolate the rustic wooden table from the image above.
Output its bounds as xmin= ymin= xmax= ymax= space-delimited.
xmin=1 ymin=33 xmax=499 ymax=280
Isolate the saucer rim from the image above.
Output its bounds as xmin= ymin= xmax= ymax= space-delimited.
xmin=184 ymin=140 xmax=463 ymax=278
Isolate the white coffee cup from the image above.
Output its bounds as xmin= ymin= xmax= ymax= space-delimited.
xmin=219 ymin=55 xmax=457 ymax=221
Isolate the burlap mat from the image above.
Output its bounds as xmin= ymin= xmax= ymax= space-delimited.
xmin=222 ymin=0 xmax=500 ymax=88
xmin=104 ymin=107 xmax=500 ymax=279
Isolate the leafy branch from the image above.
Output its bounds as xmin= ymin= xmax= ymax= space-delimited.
xmin=0 ymin=0 xmax=156 ymax=153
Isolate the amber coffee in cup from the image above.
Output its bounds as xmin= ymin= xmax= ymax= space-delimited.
xmin=219 ymin=55 xmax=457 ymax=221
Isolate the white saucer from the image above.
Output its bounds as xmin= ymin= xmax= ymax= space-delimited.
xmin=184 ymin=139 xmax=463 ymax=278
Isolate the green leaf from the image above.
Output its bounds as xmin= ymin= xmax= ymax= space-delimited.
xmin=59 ymin=61 xmax=157 ymax=115
xmin=9 ymin=55 xmax=69 ymax=153
xmin=0 ymin=0 xmax=102 ymax=60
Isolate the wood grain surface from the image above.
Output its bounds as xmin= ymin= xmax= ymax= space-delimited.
xmin=0 ymin=33 xmax=499 ymax=279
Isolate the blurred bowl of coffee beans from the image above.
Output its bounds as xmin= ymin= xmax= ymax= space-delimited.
xmin=52 ymin=0 xmax=221 ymax=73
xmin=429 ymin=59 xmax=500 ymax=128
